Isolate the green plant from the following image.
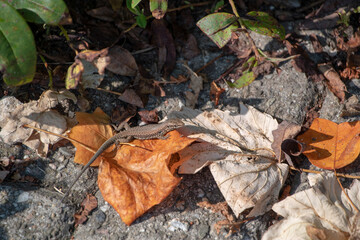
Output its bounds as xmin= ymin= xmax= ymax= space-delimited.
xmin=0 ymin=0 xmax=68 ymax=86
xmin=197 ymin=0 xmax=286 ymax=88
xmin=126 ymin=0 xmax=168 ymax=28
xmin=337 ymin=6 xmax=360 ymax=27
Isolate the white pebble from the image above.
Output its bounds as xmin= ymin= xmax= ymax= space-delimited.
xmin=167 ymin=219 xmax=189 ymax=232
xmin=17 ymin=192 xmax=30 ymax=203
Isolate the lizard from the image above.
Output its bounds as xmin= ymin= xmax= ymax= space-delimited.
xmin=61 ymin=118 xmax=184 ymax=200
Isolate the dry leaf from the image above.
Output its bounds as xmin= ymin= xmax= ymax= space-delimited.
xmin=227 ymin=32 xmax=252 ymax=59
xmin=318 ymin=63 xmax=347 ymax=102
xmin=297 ymin=118 xmax=360 ymax=170
xmin=341 ymin=95 xmax=360 ymax=117
xmin=181 ymin=34 xmax=200 ymax=60
xmin=263 ymin=173 xmax=360 ymax=240
xmin=284 ymin=40 xmax=325 ymax=82
xmin=74 ymin=194 xmax=98 ymax=227
xmin=184 ymin=64 xmax=203 ymax=108
xmin=138 ymin=109 xmax=159 ymax=123
xmin=96 ymin=46 xmax=138 ymax=76
xmin=151 ymin=19 xmax=176 ymax=76
xmin=117 ymin=89 xmax=144 ymax=108
xmin=271 ymin=121 xmax=302 ymax=161
xmin=80 ymin=60 xmax=105 ymax=89
xmin=0 ymin=91 xmax=70 ymax=156
xmin=69 ymin=110 xmax=195 ymax=225
xmin=72 ymin=46 xmax=138 ymax=89
xmin=210 ymin=81 xmax=225 ymax=106
xmin=68 ymin=108 xmax=114 ymax=167
xmin=170 ymin=106 xmax=288 ymax=218
xmin=97 ymin=130 xmax=195 ymax=225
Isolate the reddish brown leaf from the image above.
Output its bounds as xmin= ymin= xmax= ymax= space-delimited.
xmin=111 ymin=105 xmax=136 ymax=128
xmin=309 ymin=34 xmax=323 ymax=53
xmin=226 ymin=32 xmax=252 ymax=59
xmin=210 ymin=81 xmax=225 ymax=106
xmin=98 ymin=130 xmax=196 ymax=225
xmin=271 ymin=121 xmax=301 ymax=161
xmin=74 ymin=194 xmax=98 ymax=227
xmin=346 ymin=30 xmax=360 ymax=49
xmin=318 ymin=63 xmax=347 ymax=102
xmin=297 ymin=118 xmax=360 ymax=170
xmin=182 ymin=34 xmax=200 ymax=60
xmin=138 ymin=110 xmax=159 ymax=123
xmin=118 ymin=89 xmax=144 ymax=108
xmin=284 ymin=40 xmax=325 ymax=82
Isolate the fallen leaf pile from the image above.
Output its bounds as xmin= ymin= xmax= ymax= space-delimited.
xmin=170 ymin=105 xmax=289 ymax=218
xmin=263 ymin=173 xmax=360 ymax=239
xmin=68 ymin=108 xmax=195 ymax=225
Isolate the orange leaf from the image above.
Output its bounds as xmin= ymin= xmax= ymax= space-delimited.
xmin=97 ymin=130 xmax=196 ymax=225
xmin=297 ymin=118 xmax=360 ymax=169
xmin=68 ymin=108 xmax=114 ymax=167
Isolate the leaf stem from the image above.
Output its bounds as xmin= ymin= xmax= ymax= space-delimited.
xmin=228 ymin=0 xmax=261 ymax=60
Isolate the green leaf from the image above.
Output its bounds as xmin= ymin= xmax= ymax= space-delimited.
xmin=126 ymin=0 xmax=141 ymax=15
xmin=131 ymin=0 xmax=141 ymax=8
xmin=0 ymin=1 xmax=36 ymax=86
xmin=197 ymin=12 xmax=238 ymax=48
xmin=5 ymin=0 xmax=68 ymax=25
xmin=227 ymin=57 xmax=257 ymax=88
xmin=136 ymin=13 xmax=147 ymax=28
xmin=242 ymin=11 xmax=285 ymax=40
xmin=212 ymin=0 xmax=224 ymax=12
xmin=227 ymin=71 xmax=256 ymax=88
xmin=149 ymin=0 xmax=167 ymax=12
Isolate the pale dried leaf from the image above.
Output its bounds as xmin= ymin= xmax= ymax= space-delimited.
xmin=81 ymin=60 xmax=105 ymax=89
xmin=39 ymin=89 xmax=77 ymax=109
xmin=0 ymin=96 xmax=22 ymax=128
xmin=184 ymin=64 xmax=203 ymax=108
xmin=263 ymin=173 xmax=360 ymax=240
xmin=170 ymin=105 xmax=288 ymax=217
xmin=0 ymin=95 xmax=68 ymax=156
xmin=96 ymin=46 xmax=138 ymax=76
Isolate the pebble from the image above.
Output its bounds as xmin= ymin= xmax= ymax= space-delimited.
xmin=100 ymin=203 xmax=110 ymax=212
xmin=17 ymin=192 xmax=30 ymax=203
xmin=58 ymin=147 xmax=75 ymax=158
xmin=175 ymin=200 xmax=186 ymax=211
xmin=49 ymin=163 xmax=57 ymax=170
xmin=167 ymin=219 xmax=190 ymax=232
xmin=95 ymin=210 xmax=106 ymax=228
xmin=196 ymin=188 xmax=205 ymax=198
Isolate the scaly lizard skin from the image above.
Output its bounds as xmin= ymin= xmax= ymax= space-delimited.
xmin=62 ymin=118 xmax=184 ymax=200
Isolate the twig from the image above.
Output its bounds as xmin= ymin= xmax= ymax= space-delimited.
xmin=296 ymin=0 xmax=325 ymax=13
xmin=289 ymin=166 xmax=360 ymax=179
xmin=215 ymin=58 xmax=246 ymax=83
xmin=334 ymin=169 xmax=359 ymax=213
xmin=196 ymin=53 xmax=225 ymax=74
xmin=229 ymin=0 xmax=261 ymax=60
